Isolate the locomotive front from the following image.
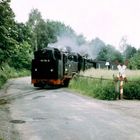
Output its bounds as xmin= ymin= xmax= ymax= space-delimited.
xmin=31 ymin=47 xmax=64 ymax=87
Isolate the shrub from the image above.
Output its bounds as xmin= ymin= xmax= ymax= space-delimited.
xmin=70 ymin=76 xmax=140 ymax=100
xmin=0 ymin=74 xmax=7 ymax=89
xmin=69 ymin=76 xmax=117 ymax=100
xmin=0 ymin=63 xmax=30 ymax=89
xmin=70 ymin=69 xmax=140 ymax=100
xmin=124 ymin=80 xmax=140 ymax=99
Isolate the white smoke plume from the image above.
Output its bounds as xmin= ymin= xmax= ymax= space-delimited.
xmin=48 ymin=36 xmax=104 ymax=59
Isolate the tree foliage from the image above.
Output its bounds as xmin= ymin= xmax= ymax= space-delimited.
xmin=128 ymin=50 xmax=140 ymax=69
xmin=47 ymin=20 xmax=75 ymax=37
xmin=27 ymin=9 xmax=44 ymax=50
xmin=0 ymin=4 xmax=140 ymax=73
xmin=97 ymin=44 xmax=123 ymax=62
xmin=14 ymin=23 xmax=31 ymax=44
xmin=9 ymin=41 xmax=32 ymax=69
xmin=27 ymin=9 xmax=57 ymax=50
xmin=88 ymin=38 xmax=106 ymax=59
xmin=0 ymin=0 xmax=17 ymax=65
xmin=123 ymin=45 xmax=137 ymax=59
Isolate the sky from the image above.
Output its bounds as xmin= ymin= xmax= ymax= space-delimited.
xmin=10 ymin=0 xmax=140 ymax=49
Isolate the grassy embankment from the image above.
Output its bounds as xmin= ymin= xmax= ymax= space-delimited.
xmin=69 ymin=68 xmax=140 ymax=100
xmin=0 ymin=63 xmax=30 ymax=89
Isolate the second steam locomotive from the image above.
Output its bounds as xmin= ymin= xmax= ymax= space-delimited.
xmin=31 ymin=47 xmax=95 ymax=87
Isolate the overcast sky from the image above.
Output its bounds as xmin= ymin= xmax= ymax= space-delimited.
xmin=11 ymin=0 xmax=140 ymax=49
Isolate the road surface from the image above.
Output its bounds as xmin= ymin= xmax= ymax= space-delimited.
xmin=0 ymin=77 xmax=140 ymax=140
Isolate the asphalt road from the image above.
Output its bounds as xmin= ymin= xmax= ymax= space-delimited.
xmin=0 ymin=77 xmax=140 ymax=140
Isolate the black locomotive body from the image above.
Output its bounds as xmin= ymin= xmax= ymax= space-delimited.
xmin=31 ymin=47 xmax=81 ymax=87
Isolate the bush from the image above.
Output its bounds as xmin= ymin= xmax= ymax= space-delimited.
xmin=0 ymin=63 xmax=30 ymax=89
xmin=70 ymin=76 xmax=140 ymax=100
xmin=0 ymin=74 xmax=7 ymax=89
xmin=124 ymin=80 xmax=140 ymax=99
xmin=94 ymin=81 xmax=117 ymax=100
xmin=69 ymin=76 xmax=117 ymax=100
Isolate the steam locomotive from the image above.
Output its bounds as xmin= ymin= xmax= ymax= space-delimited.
xmin=31 ymin=47 xmax=95 ymax=87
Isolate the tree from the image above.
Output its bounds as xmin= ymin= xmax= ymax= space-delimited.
xmin=27 ymin=9 xmax=59 ymax=50
xmin=9 ymin=41 xmax=32 ymax=69
xmin=97 ymin=47 xmax=108 ymax=61
xmin=128 ymin=51 xmax=140 ymax=69
xmin=89 ymin=38 xmax=106 ymax=59
xmin=97 ymin=45 xmax=123 ymax=62
xmin=27 ymin=9 xmax=44 ymax=50
xmin=9 ymin=22 xmax=33 ymax=69
xmin=14 ymin=23 xmax=31 ymax=44
xmin=27 ymin=9 xmax=85 ymax=52
xmin=46 ymin=20 xmax=77 ymax=45
xmin=0 ymin=0 xmax=17 ymax=65
xmin=47 ymin=20 xmax=75 ymax=38
xmin=123 ymin=45 xmax=137 ymax=59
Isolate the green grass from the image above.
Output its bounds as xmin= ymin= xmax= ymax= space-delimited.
xmin=80 ymin=68 xmax=140 ymax=80
xmin=69 ymin=69 xmax=140 ymax=100
xmin=0 ymin=63 xmax=30 ymax=89
xmin=69 ymin=76 xmax=117 ymax=100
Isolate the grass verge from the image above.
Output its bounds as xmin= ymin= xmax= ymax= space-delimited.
xmin=69 ymin=69 xmax=140 ymax=100
xmin=69 ymin=76 xmax=117 ymax=100
xmin=0 ymin=63 xmax=30 ymax=89
xmin=124 ymin=80 xmax=140 ymax=99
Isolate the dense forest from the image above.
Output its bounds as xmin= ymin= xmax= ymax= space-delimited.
xmin=0 ymin=0 xmax=140 ymax=82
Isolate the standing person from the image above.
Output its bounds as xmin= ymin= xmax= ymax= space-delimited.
xmin=116 ymin=60 xmax=128 ymax=82
xmin=117 ymin=63 xmax=127 ymax=80
xmin=115 ymin=60 xmax=128 ymax=99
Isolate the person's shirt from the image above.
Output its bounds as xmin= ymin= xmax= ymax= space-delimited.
xmin=117 ymin=64 xmax=126 ymax=76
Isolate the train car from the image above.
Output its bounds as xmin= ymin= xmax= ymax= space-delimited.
xmin=31 ymin=47 xmax=80 ymax=87
xmin=84 ymin=58 xmax=96 ymax=69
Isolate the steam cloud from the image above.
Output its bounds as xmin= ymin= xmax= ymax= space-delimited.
xmin=48 ymin=36 xmax=103 ymax=59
